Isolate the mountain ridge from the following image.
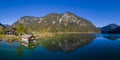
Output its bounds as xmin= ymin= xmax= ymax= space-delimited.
xmin=101 ymin=23 xmax=120 ymax=34
xmin=12 ymin=12 xmax=100 ymax=33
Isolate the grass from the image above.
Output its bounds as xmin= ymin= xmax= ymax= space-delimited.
xmin=0 ymin=35 xmax=20 ymax=41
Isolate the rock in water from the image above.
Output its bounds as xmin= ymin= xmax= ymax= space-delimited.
xmin=12 ymin=12 xmax=100 ymax=33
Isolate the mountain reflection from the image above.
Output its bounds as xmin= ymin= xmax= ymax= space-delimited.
xmin=1 ymin=34 xmax=96 ymax=53
xmin=102 ymin=35 xmax=120 ymax=40
xmin=38 ymin=34 xmax=96 ymax=52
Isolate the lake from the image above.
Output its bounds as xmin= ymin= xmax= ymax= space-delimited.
xmin=0 ymin=34 xmax=120 ymax=60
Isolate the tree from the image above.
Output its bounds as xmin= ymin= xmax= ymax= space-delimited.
xmin=16 ymin=23 xmax=26 ymax=36
xmin=0 ymin=26 xmax=4 ymax=34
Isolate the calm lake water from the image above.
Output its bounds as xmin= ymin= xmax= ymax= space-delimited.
xmin=0 ymin=34 xmax=120 ymax=60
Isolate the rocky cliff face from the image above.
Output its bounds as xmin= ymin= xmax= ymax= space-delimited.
xmin=12 ymin=12 xmax=100 ymax=33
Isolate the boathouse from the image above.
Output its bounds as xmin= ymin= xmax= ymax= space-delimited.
xmin=21 ymin=34 xmax=36 ymax=43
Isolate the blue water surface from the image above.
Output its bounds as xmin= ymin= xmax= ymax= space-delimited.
xmin=0 ymin=34 xmax=120 ymax=60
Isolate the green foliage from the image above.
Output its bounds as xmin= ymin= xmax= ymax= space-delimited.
xmin=0 ymin=31 xmax=3 ymax=34
xmin=16 ymin=23 xmax=26 ymax=35
xmin=0 ymin=26 xmax=4 ymax=35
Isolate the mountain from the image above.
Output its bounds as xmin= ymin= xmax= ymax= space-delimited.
xmin=110 ymin=26 xmax=120 ymax=33
xmin=12 ymin=12 xmax=100 ymax=33
xmin=0 ymin=23 xmax=5 ymax=32
xmin=4 ymin=24 xmax=11 ymax=28
xmin=101 ymin=24 xmax=119 ymax=31
xmin=101 ymin=23 xmax=120 ymax=34
xmin=0 ymin=23 xmax=5 ymax=28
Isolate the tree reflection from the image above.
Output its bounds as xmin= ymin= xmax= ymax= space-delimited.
xmin=16 ymin=46 xmax=23 ymax=56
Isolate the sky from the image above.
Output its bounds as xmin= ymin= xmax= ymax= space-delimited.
xmin=0 ymin=0 xmax=120 ymax=27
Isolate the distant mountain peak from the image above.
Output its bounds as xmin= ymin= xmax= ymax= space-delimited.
xmin=64 ymin=12 xmax=74 ymax=15
xmin=0 ymin=23 xmax=5 ymax=28
xmin=63 ymin=12 xmax=78 ymax=17
xmin=101 ymin=23 xmax=120 ymax=34
xmin=103 ymin=23 xmax=119 ymax=29
xmin=20 ymin=16 xmax=39 ymax=19
xmin=108 ymin=23 xmax=119 ymax=27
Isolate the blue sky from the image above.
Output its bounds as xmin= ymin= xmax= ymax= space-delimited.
xmin=0 ymin=0 xmax=120 ymax=27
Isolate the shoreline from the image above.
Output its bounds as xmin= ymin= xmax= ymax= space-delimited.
xmin=34 ymin=32 xmax=100 ymax=34
xmin=0 ymin=32 xmax=100 ymax=40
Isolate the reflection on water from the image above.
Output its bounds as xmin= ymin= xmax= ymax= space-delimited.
xmin=16 ymin=46 xmax=23 ymax=56
xmin=1 ymin=34 xmax=120 ymax=60
xmin=20 ymin=41 xmax=37 ymax=50
xmin=17 ymin=34 xmax=96 ymax=52
xmin=0 ymin=34 xmax=96 ymax=54
xmin=38 ymin=34 xmax=96 ymax=52
xmin=102 ymin=34 xmax=120 ymax=40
